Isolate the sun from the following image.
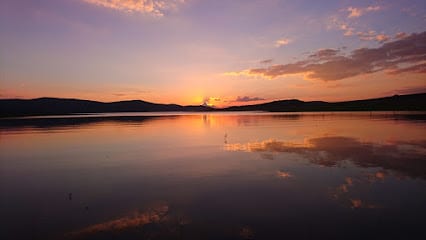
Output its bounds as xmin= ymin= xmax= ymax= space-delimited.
xmin=202 ymin=97 xmax=221 ymax=107
xmin=202 ymin=100 xmax=214 ymax=107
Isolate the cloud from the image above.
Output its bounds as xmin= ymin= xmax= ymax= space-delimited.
xmin=328 ymin=16 xmax=354 ymax=36
xmin=357 ymin=30 xmax=390 ymax=43
xmin=275 ymin=38 xmax=291 ymax=47
xmin=223 ymin=70 xmax=251 ymax=76
xmin=234 ymin=31 xmax=426 ymax=81
xmin=339 ymin=23 xmax=355 ymax=36
xmin=202 ymin=96 xmax=221 ymax=107
xmin=260 ymin=59 xmax=273 ymax=64
xmin=347 ymin=5 xmax=381 ymax=18
xmin=347 ymin=7 xmax=362 ymax=18
xmin=233 ymin=96 xmax=266 ymax=102
xmin=330 ymin=12 xmax=390 ymax=42
xmin=366 ymin=5 xmax=381 ymax=12
xmin=112 ymin=93 xmax=127 ymax=96
xmin=395 ymin=32 xmax=409 ymax=40
xmin=375 ymin=34 xmax=390 ymax=42
xmin=112 ymin=89 xmax=149 ymax=97
xmin=388 ymin=63 xmax=426 ymax=75
xmin=384 ymin=86 xmax=426 ymax=96
xmin=83 ymin=0 xmax=185 ymax=16
xmin=308 ymin=48 xmax=340 ymax=59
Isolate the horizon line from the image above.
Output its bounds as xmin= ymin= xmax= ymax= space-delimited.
xmin=1 ymin=92 xmax=425 ymax=108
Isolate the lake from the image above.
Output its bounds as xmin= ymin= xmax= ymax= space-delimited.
xmin=1 ymin=112 xmax=425 ymax=239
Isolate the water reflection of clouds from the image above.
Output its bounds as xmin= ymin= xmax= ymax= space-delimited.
xmin=224 ymin=139 xmax=310 ymax=153
xmin=331 ymin=172 xmax=387 ymax=209
xmin=349 ymin=199 xmax=377 ymax=209
xmin=66 ymin=203 xmax=189 ymax=239
xmin=276 ymin=170 xmax=293 ymax=179
xmin=225 ymin=136 xmax=426 ymax=179
xmin=239 ymin=226 xmax=255 ymax=239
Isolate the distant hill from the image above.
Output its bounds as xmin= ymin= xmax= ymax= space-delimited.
xmin=223 ymin=93 xmax=426 ymax=112
xmin=1 ymin=93 xmax=425 ymax=117
xmin=0 ymin=97 xmax=213 ymax=117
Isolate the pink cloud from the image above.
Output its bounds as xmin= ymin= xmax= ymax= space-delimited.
xmin=347 ymin=5 xmax=381 ymax=18
xmin=83 ymin=0 xmax=185 ymax=16
xmin=230 ymin=32 xmax=426 ymax=81
xmin=275 ymin=38 xmax=291 ymax=47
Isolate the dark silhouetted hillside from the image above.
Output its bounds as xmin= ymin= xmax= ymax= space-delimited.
xmin=223 ymin=93 xmax=426 ymax=112
xmin=0 ymin=97 xmax=213 ymax=117
xmin=1 ymin=93 xmax=425 ymax=117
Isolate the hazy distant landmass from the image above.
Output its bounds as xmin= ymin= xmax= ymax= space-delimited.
xmin=1 ymin=93 xmax=425 ymax=117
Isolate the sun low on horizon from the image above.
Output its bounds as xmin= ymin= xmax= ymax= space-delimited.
xmin=1 ymin=0 xmax=425 ymax=107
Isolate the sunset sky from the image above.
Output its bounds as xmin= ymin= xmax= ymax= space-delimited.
xmin=1 ymin=0 xmax=425 ymax=106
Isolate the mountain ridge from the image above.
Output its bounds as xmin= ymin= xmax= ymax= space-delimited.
xmin=1 ymin=93 xmax=425 ymax=117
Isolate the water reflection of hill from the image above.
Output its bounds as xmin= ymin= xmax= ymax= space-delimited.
xmin=0 ymin=116 xmax=167 ymax=132
xmin=1 ymin=112 xmax=425 ymax=131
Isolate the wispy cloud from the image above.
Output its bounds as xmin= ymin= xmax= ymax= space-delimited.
xmin=347 ymin=5 xmax=381 ymax=18
xmin=330 ymin=16 xmax=390 ymax=43
xmin=388 ymin=63 xmax=426 ymax=75
xmin=394 ymin=32 xmax=408 ymax=40
xmin=374 ymin=34 xmax=390 ymax=42
xmin=275 ymin=38 xmax=291 ymax=47
xmin=308 ymin=48 xmax=340 ymax=59
xmin=112 ymin=89 xmax=149 ymax=98
xmin=83 ymin=0 xmax=185 ymax=16
xmin=223 ymin=70 xmax=250 ymax=76
xmin=329 ymin=5 xmax=393 ymax=43
xmin=357 ymin=30 xmax=390 ymax=43
xmin=260 ymin=59 xmax=273 ymax=64
xmin=233 ymin=96 xmax=265 ymax=102
xmin=228 ymin=32 xmax=426 ymax=81
xmin=338 ymin=23 xmax=355 ymax=36
xmin=384 ymin=86 xmax=426 ymax=96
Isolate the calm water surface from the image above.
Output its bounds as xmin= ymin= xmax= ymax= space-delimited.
xmin=1 ymin=112 xmax=426 ymax=239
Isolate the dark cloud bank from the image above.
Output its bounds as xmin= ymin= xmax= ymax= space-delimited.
xmin=249 ymin=31 xmax=426 ymax=81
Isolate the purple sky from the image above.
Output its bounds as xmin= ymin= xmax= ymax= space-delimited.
xmin=1 ymin=0 xmax=425 ymax=106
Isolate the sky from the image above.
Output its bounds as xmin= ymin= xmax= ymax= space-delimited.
xmin=0 ymin=0 xmax=425 ymax=107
